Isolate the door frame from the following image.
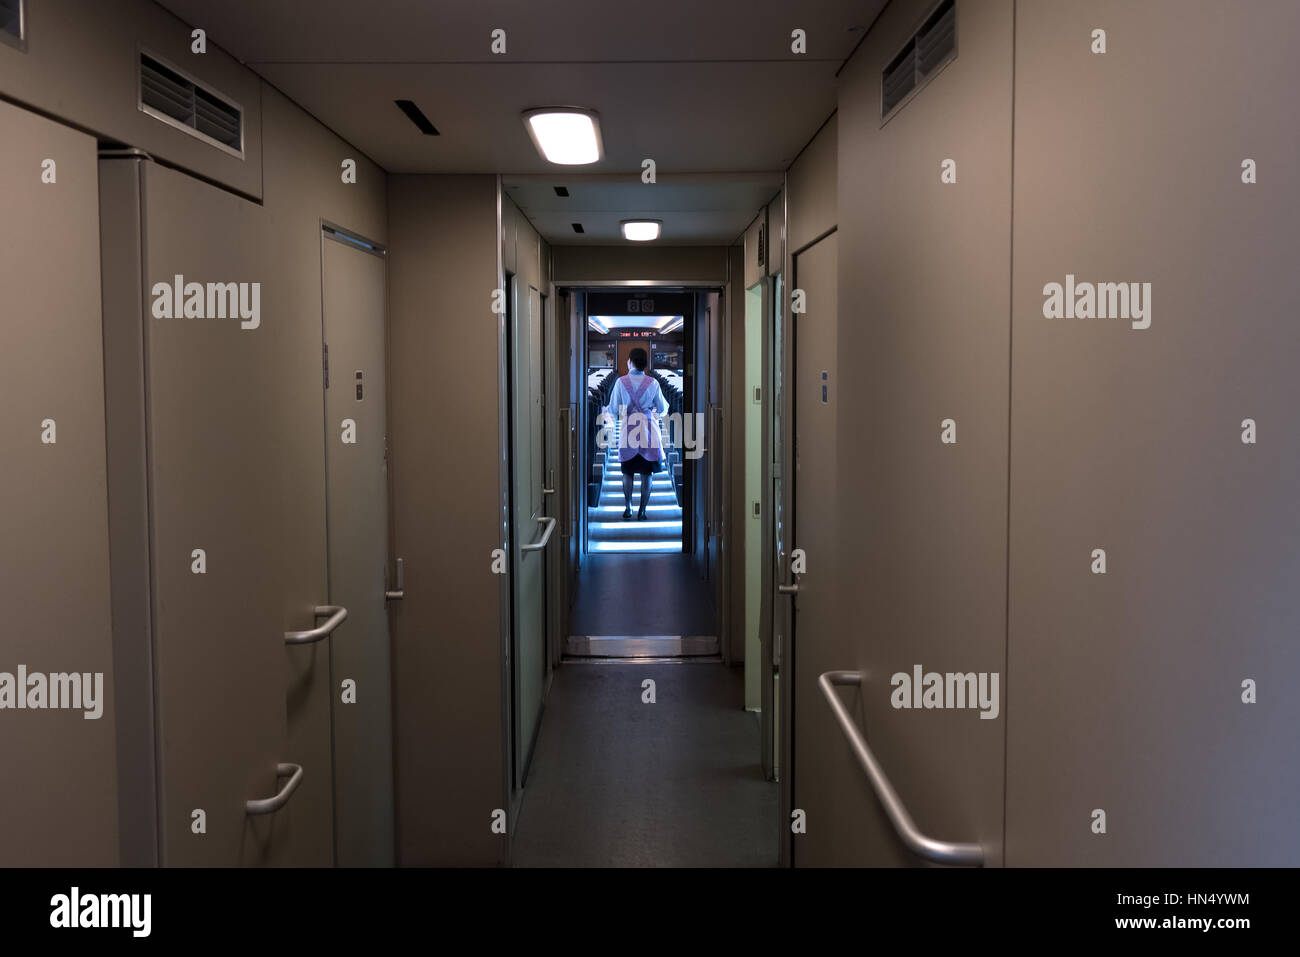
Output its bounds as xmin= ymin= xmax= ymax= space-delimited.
xmin=567 ymin=281 xmax=727 ymax=564
xmin=319 ymin=219 xmax=393 ymax=867
xmin=743 ymin=273 xmax=777 ymax=774
xmin=503 ymin=272 xmax=550 ymax=825
xmin=712 ymin=286 xmax=731 ymax=665
xmin=777 ymin=181 xmax=795 ymax=868
xmin=545 ymin=289 xmax=565 ymax=672
xmin=780 ymin=192 xmax=840 ymax=868
xmin=761 ymin=269 xmax=780 ymax=783
xmin=494 ymin=180 xmax=515 ymax=865
xmin=497 ymin=187 xmax=557 ymax=861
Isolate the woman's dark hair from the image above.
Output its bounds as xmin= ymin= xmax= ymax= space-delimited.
xmin=628 ymin=347 xmax=649 ymax=371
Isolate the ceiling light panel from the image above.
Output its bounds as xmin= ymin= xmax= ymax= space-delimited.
xmin=621 ymin=220 xmax=661 ymax=241
xmin=524 ymin=108 xmax=602 ymax=165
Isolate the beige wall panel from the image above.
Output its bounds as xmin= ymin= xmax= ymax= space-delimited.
xmin=552 ymin=245 xmax=728 ymax=284
xmin=790 ymin=234 xmax=841 ymax=854
xmin=787 ymin=114 xmax=837 ymax=254
xmin=0 ymin=100 xmax=119 ymax=866
xmin=1006 ymin=0 xmax=1300 ymax=866
xmin=322 ymin=236 xmax=393 ymax=866
xmin=259 ymin=86 xmax=388 ymax=867
xmin=103 ymin=83 xmax=386 ymax=867
xmin=502 ymin=196 xmax=519 ymax=276
xmin=387 ymin=174 xmax=505 ymax=865
xmin=813 ymin=0 xmax=1012 ymax=866
xmin=99 ymin=156 xmax=157 ymax=868
xmin=0 ymin=0 xmax=263 ymax=198
xmin=741 ymin=215 xmax=764 ymax=290
xmin=142 ymin=162 xmax=306 ymax=865
xmin=766 ymin=190 xmax=784 ymax=279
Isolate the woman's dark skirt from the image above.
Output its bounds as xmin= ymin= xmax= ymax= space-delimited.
xmin=620 ymin=454 xmax=662 ymax=476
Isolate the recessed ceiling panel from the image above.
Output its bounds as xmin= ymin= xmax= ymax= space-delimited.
xmin=154 ymin=0 xmax=881 ymax=64
xmin=505 ymin=174 xmax=779 ymax=244
xmin=253 ymin=60 xmax=838 ymax=173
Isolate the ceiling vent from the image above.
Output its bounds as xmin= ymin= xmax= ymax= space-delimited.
xmin=0 ymin=0 xmax=25 ymax=50
xmin=881 ymin=0 xmax=957 ymax=121
xmin=395 ymin=99 xmax=439 ymax=135
xmin=139 ymin=51 xmax=243 ymax=157
xmin=571 ymin=223 xmax=585 ymax=233
xmin=554 ymin=186 xmax=570 ymax=197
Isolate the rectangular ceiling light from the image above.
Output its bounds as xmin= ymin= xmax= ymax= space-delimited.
xmin=523 ymin=108 xmax=602 ymax=165
xmin=587 ymin=315 xmax=682 ymax=331
xmin=621 ymin=220 xmax=661 ymax=242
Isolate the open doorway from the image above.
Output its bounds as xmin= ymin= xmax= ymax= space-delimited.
xmin=495 ymin=183 xmax=779 ymax=867
xmin=565 ymin=286 xmax=721 ymax=657
xmin=585 ymin=306 xmax=686 ymax=554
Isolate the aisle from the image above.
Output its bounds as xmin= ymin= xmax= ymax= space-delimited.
xmin=511 ymin=662 xmax=778 ymax=867
xmin=587 ymin=418 xmax=683 ymax=553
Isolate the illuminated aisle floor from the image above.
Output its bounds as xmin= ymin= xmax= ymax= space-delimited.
xmin=587 ymin=423 xmax=682 ymax=553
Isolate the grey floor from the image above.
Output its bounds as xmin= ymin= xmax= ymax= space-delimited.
xmin=511 ymin=662 xmax=779 ymax=867
xmin=570 ymin=553 xmax=717 ymax=636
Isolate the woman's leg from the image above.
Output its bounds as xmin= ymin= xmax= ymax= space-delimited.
xmin=622 ymin=471 xmax=633 ymax=517
xmin=638 ymin=472 xmax=651 ymax=517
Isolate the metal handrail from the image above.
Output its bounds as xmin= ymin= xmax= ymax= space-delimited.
xmin=284 ymin=605 xmax=347 ymax=645
xmin=521 ymin=515 xmax=556 ymax=553
xmin=818 ymin=670 xmax=983 ymax=866
xmin=245 ymin=763 xmax=303 ymax=815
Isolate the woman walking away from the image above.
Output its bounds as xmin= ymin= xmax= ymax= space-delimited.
xmin=603 ymin=347 xmax=669 ymax=520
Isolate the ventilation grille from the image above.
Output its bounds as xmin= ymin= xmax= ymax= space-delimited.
xmin=882 ymin=39 xmax=916 ymax=115
xmin=139 ymin=52 xmax=243 ymax=155
xmin=881 ymin=0 xmax=957 ymax=119
xmin=1 ymin=0 xmax=23 ymax=46
xmin=917 ymin=0 xmax=956 ymax=74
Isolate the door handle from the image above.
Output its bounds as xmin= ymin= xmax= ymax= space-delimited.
xmin=386 ymin=557 xmax=405 ymax=600
xmin=522 ymin=515 xmax=556 ymax=553
xmin=777 ymin=584 xmax=800 ymax=595
xmin=245 ymin=763 xmax=304 ymax=816
xmin=284 ymin=605 xmax=347 ymax=645
xmin=543 ymin=488 xmax=556 ymax=496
